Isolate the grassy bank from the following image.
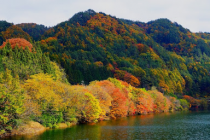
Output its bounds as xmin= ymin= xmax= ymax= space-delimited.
xmin=1 ymin=121 xmax=77 ymax=138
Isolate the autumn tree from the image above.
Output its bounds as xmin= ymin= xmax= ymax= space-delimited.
xmin=0 ymin=69 xmax=25 ymax=134
xmin=110 ymin=88 xmax=128 ymax=119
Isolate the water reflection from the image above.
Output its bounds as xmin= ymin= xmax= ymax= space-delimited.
xmin=4 ymin=111 xmax=210 ymax=140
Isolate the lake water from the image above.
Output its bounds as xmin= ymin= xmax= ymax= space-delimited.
xmin=4 ymin=111 xmax=210 ymax=140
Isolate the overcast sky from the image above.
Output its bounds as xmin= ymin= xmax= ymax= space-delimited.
xmin=1 ymin=0 xmax=209 ymax=32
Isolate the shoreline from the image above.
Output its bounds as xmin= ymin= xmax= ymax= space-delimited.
xmin=2 ymin=107 xmax=206 ymax=139
xmin=0 ymin=110 xmax=184 ymax=139
xmin=0 ymin=110 xmax=186 ymax=139
xmin=0 ymin=121 xmax=77 ymax=139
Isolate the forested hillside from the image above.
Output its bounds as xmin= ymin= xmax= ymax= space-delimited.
xmin=1 ymin=9 xmax=210 ymax=97
xmin=0 ymin=38 xmax=191 ymax=136
xmin=16 ymin=23 xmax=48 ymax=41
xmin=1 ymin=9 xmax=210 ymax=137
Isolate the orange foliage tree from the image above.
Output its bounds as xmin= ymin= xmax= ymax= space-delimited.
xmin=0 ymin=38 xmax=33 ymax=51
xmin=110 ymin=88 xmax=128 ymax=119
xmin=114 ymin=70 xmax=140 ymax=87
xmin=1 ymin=25 xmax=32 ymax=41
xmin=124 ymin=72 xmax=140 ymax=87
xmin=131 ymin=88 xmax=154 ymax=114
xmin=149 ymin=90 xmax=171 ymax=112
xmin=183 ymin=95 xmax=200 ymax=108
xmin=87 ymin=84 xmax=112 ymax=118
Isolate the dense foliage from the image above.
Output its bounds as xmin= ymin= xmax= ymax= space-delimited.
xmin=0 ymin=41 xmax=190 ymax=134
xmin=0 ymin=38 xmax=53 ymax=80
xmin=1 ymin=25 xmax=32 ymax=42
xmin=0 ymin=21 xmax=13 ymax=45
xmin=0 ymin=69 xmax=189 ymax=135
xmin=1 ymin=10 xmax=210 ymax=97
xmin=1 ymin=9 xmax=210 ymax=135
xmin=16 ymin=23 xmax=48 ymax=41
xmin=25 ymin=10 xmax=209 ymax=97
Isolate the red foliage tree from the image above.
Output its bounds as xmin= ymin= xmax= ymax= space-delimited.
xmin=110 ymin=88 xmax=128 ymax=119
xmin=0 ymin=38 xmax=33 ymax=51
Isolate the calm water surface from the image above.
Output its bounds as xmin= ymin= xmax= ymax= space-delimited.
xmin=4 ymin=111 xmax=210 ymax=140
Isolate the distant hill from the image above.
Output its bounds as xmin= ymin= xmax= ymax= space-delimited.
xmin=16 ymin=23 xmax=48 ymax=41
xmin=1 ymin=25 xmax=32 ymax=42
xmin=0 ymin=21 xmax=13 ymax=44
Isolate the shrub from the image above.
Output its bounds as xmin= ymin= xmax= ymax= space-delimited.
xmin=5 ymin=126 xmax=12 ymax=131
xmin=179 ymin=99 xmax=189 ymax=110
xmin=13 ymin=119 xmax=23 ymax=128
xmin=36 ymin=111 xmax=64 ymax=127
xmin=46 ymin=123 xmax=52 ymax=128
xmin=66 ymin=122 xmax=71 ymax=127
xmin=69 ymin=118 xmax=77 ymax=123
xmin=52 ymin=124 xmax=59 ymax=129
xmin=0 ymin=129 xmax=6 ymax=135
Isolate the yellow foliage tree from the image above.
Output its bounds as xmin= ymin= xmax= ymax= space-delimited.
xmin=23 ymin=73 xmax=64 ymax=113
xmin=87 ymin=84 xmax=112 ymax=117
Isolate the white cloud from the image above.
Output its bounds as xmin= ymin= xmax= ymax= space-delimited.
xmin=1 ymin=0 xmax=210 ymax=32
